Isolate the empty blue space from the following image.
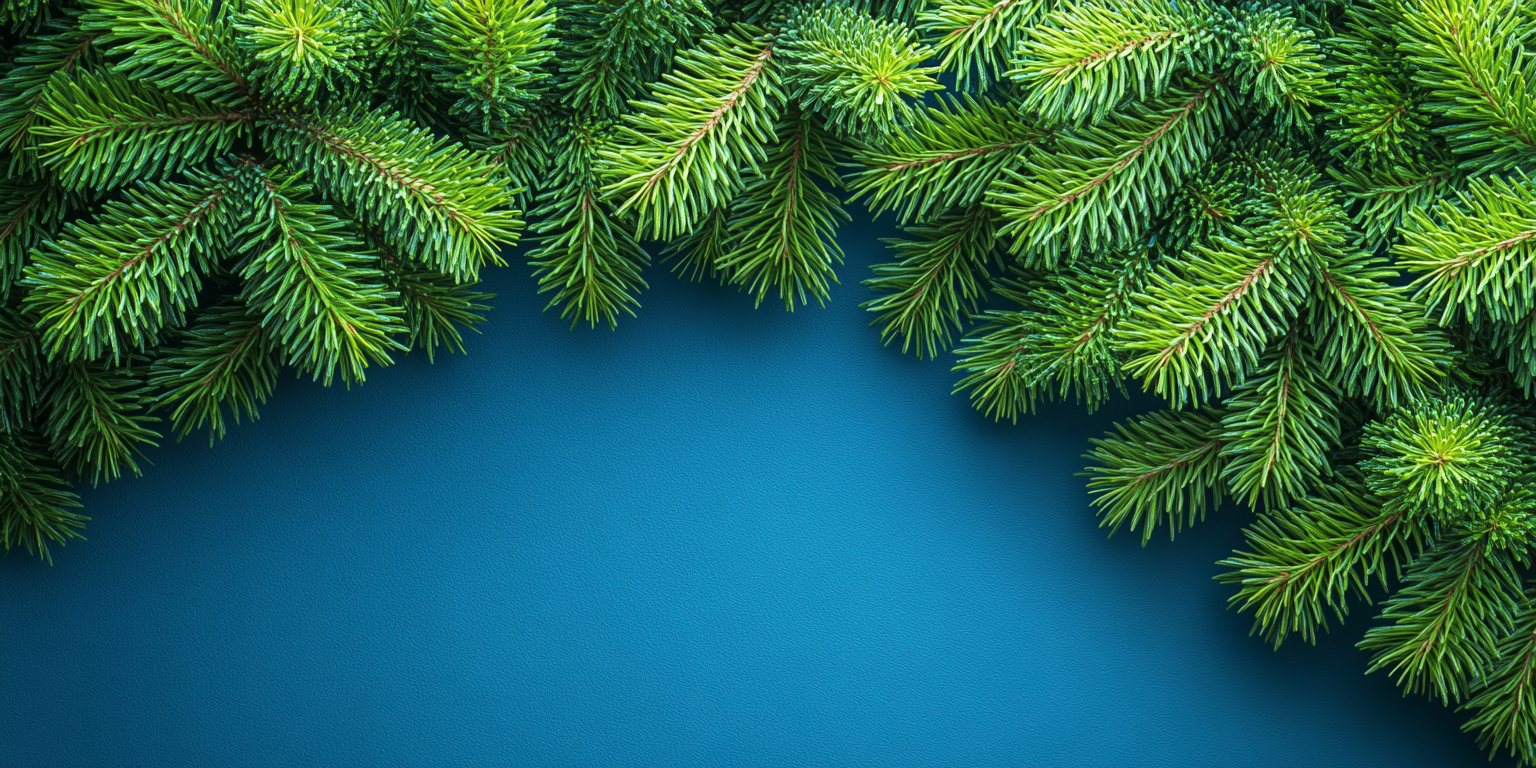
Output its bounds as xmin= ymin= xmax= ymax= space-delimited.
xmin=1 ymin=218 xmax=1494 ymax=766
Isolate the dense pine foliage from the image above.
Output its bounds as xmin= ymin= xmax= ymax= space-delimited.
xmin=5 ymin=0 xmax=1536 ymax=759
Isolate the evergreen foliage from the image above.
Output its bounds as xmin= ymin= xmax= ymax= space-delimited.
xmin=11 ymin=0 xmax=1536 ymax=760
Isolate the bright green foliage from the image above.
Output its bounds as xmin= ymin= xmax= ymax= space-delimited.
xmin=1082 ymin=406 xmax=1226 ymax=543
xmin=528 ymin=121 xmax=649 ymax=328
xmin=597 ymin=25 xmax=781 ymax=240
xmin=0 ymin=0 xmax=526 ymax=561
xmin=780 ymin=4 xmax=940 ymax=138
xmin=918 ymin=0 xmax=1051 ymax=91
xmin=1359 ymin=397 xmax=1521 ymax=524
xmin=720 ymin=108 xmax=848 ymax=310
xmin=425 ymin=0 xmax=556 ymax=131
xmin=864 ymin=205 xmax=998 ymax=360
xmin=236 ymin=0 xmax=364 ymax=102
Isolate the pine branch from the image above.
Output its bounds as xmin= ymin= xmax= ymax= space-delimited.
xmin=382 ymin=258 xmax=492 ymax=360
xmin=1396 ymin=0 xmax=1536 ymax=173
xmin=526 ymin=122 xmax=649 ymax=329
xmin=598 ymin=24 xmax=783 ymax=240
xmin=148 ymin=298 xmax=279 ymax=443
xmin=1218 ymin=332 xmax=1342 ymax=511
xmin=987 ymin=77 xmax=1227 ymax=261
xmin=424 ymin=0 xmax=555 ymax=132
xmin=917 ymin=0 xmax=1052 ymax=91
xmin=235 ymin=167 xmax=405 ymax=386
xmin=1462 ymin=593 xmax=1536 ymax=766
xmin=1397 ymin=173 xmax=1536 ymax=326
xmin=1359 ymin=396 xmax=1520 ymax=524
xmin=1081 ymin=406 xmax=1226 ymax=543
xmin=1217 ymin=474 xmax=1420 ymax=647
xmin=23 ymin=163 xmax=243 ymax=363
xmin=845 ymin=95 xmax=1039 ymax=224
xmin=44 ymin=358 xmax=161 ymax=483
xmin=31 ymin=70 xmax=253 ymax=190
xmin=780 ymin=3 xmax=940 ymax=139
xmin=1329 ymin=154 xmax=1461 ymax=250
xmin=1308 ymin=249 xmax=1454 ymax=408
xmin=864 ymin=205 xmax=998 ymax=360
xmin=0 ymin=306 xmax=44 ymax=433
xmin=1359 ymin=527 xmax=1527 ymax=704
xmin=953 ymin=248 xmax=1147 ymax=417
xmin=0 ymin=16 xmax=100 ymax=175
xmin=0 ymin=429 xmax=84 ymax=564
xmin=1008 ymin=0 xmax=1217 ymax=124
xmin=720 ymin=108 xmax=848 ymax=311
xmin=263 ymin=107 xmax=524 ymax=281
xmin=80 ymin=0 xmax=252 ymax=105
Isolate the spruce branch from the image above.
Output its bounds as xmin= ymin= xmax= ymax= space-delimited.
xmin=31 ymin=70 xmax=253 ymax=191
xmin=1218 ymin=332 xmax=1341 ymax=511
xmin=1217 ymin=475 xmax=1420 ymax=647
xmin=845 ymin=95 xmax=1039 ymax=225
xmin=721 ymin=108 xmax=848 ymax=311
xmin=234 ymin=167 xmax=405 ymax=386
xmin=1462 ymin=594 xmax=1536 ymax=766
xmin=149 ymin=298 xmax=280 ymax=443
xmin=953 ymin=248 xmax=1147 ymax=417
xmin=263 ymin=107 xmax=524 ymax=281
xmin=1398 ymin=173 xmax=1536 ymax=326
xmin=1082 ymin=406 xmax=1226 ymax=543
xmin=598 ymin=25 xmax=783 ymax=240
xmin=780 ymin=3 xmax=940 ymax=139
xmin=987 ymin=76 xmax=1227 ymax=261
xmin=863 ymin=205 xmax=998 ymax=360
xmin=0 ymin=429 xmax=84 ymax=564
xmin=43 ymin=358 xmax=161 ymax=483
xmin=1008 ymin=0 xmax=1217 ymax=124
xmin=917 ymin=0 xmax=1051 ymax=91
xmin=23 ymin=164 xmax=243 ymax=363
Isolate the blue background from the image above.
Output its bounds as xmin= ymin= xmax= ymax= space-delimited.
xmin=0 ymin=219 xmax=1495 ymax=766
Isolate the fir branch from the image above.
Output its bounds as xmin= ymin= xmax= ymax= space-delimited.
xmin=149 ymin=298 xmax=280 ymax=443
xmin=1359 ymin=527 xmax=1527 ymax=704
xmin=1082 ymin=406 xmax=1226 ymax=543
xmin=424 ymin=0 xmax=555 ymax=132
xmin=1462 ymin=594 xmax=1536 ymax=766
xmin=80 ymin=0 xmax=252 ymax=105
xmin=23 ymin=164 xmax=243 ymax=363
xmin=44 ymin=358 xmax=161 ymax=483
xmin=1396 ymin=0 xmax=1536 ymax=173
xmin=234 ymin=167 xmax=405 ymax=386
xmin=1398 ymin=173 xmax=1536 ymax=326
xmin=1308 ymin=250 xmax=1454 ymax=409
xmin=0 ymin=429 xmax=84 ymax=564
xmin=526 ymin=122 xmax=650 ymax=329
xmin=845 ymin=95 xmax=1039 ymax=225
xmin=953 ymin=248 xmax=1147 ymax=417
xmin=1218 ymin=332 xmax=1342 ymax=511
xmin=917 ymin=0 xmax=1052 ymax=91
xmin=1008 ymin=0 xmax=1216 ymax=124
xmin=1217 ymin=475 xmax=1420 ymax=647
xmin=780 ymin=3 xmax=940 ymax=139
xmin=987 ymin=76 xmax=1227 ymax=261
xmin=864 ymin=205 xmax=998 ymax=360
xmin=263 ymin=107 xmax=524 ymax=282
xmin=31 ymin=70 xmax=253 ymax=191
xmin=598 ymin=25 xmax=783 ymax=240
xmin=721 ymin=108 xmax=848 ymax=311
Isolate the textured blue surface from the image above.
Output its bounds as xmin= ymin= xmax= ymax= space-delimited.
xmin=0 ymin=218 xmax=1493 ymax=767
